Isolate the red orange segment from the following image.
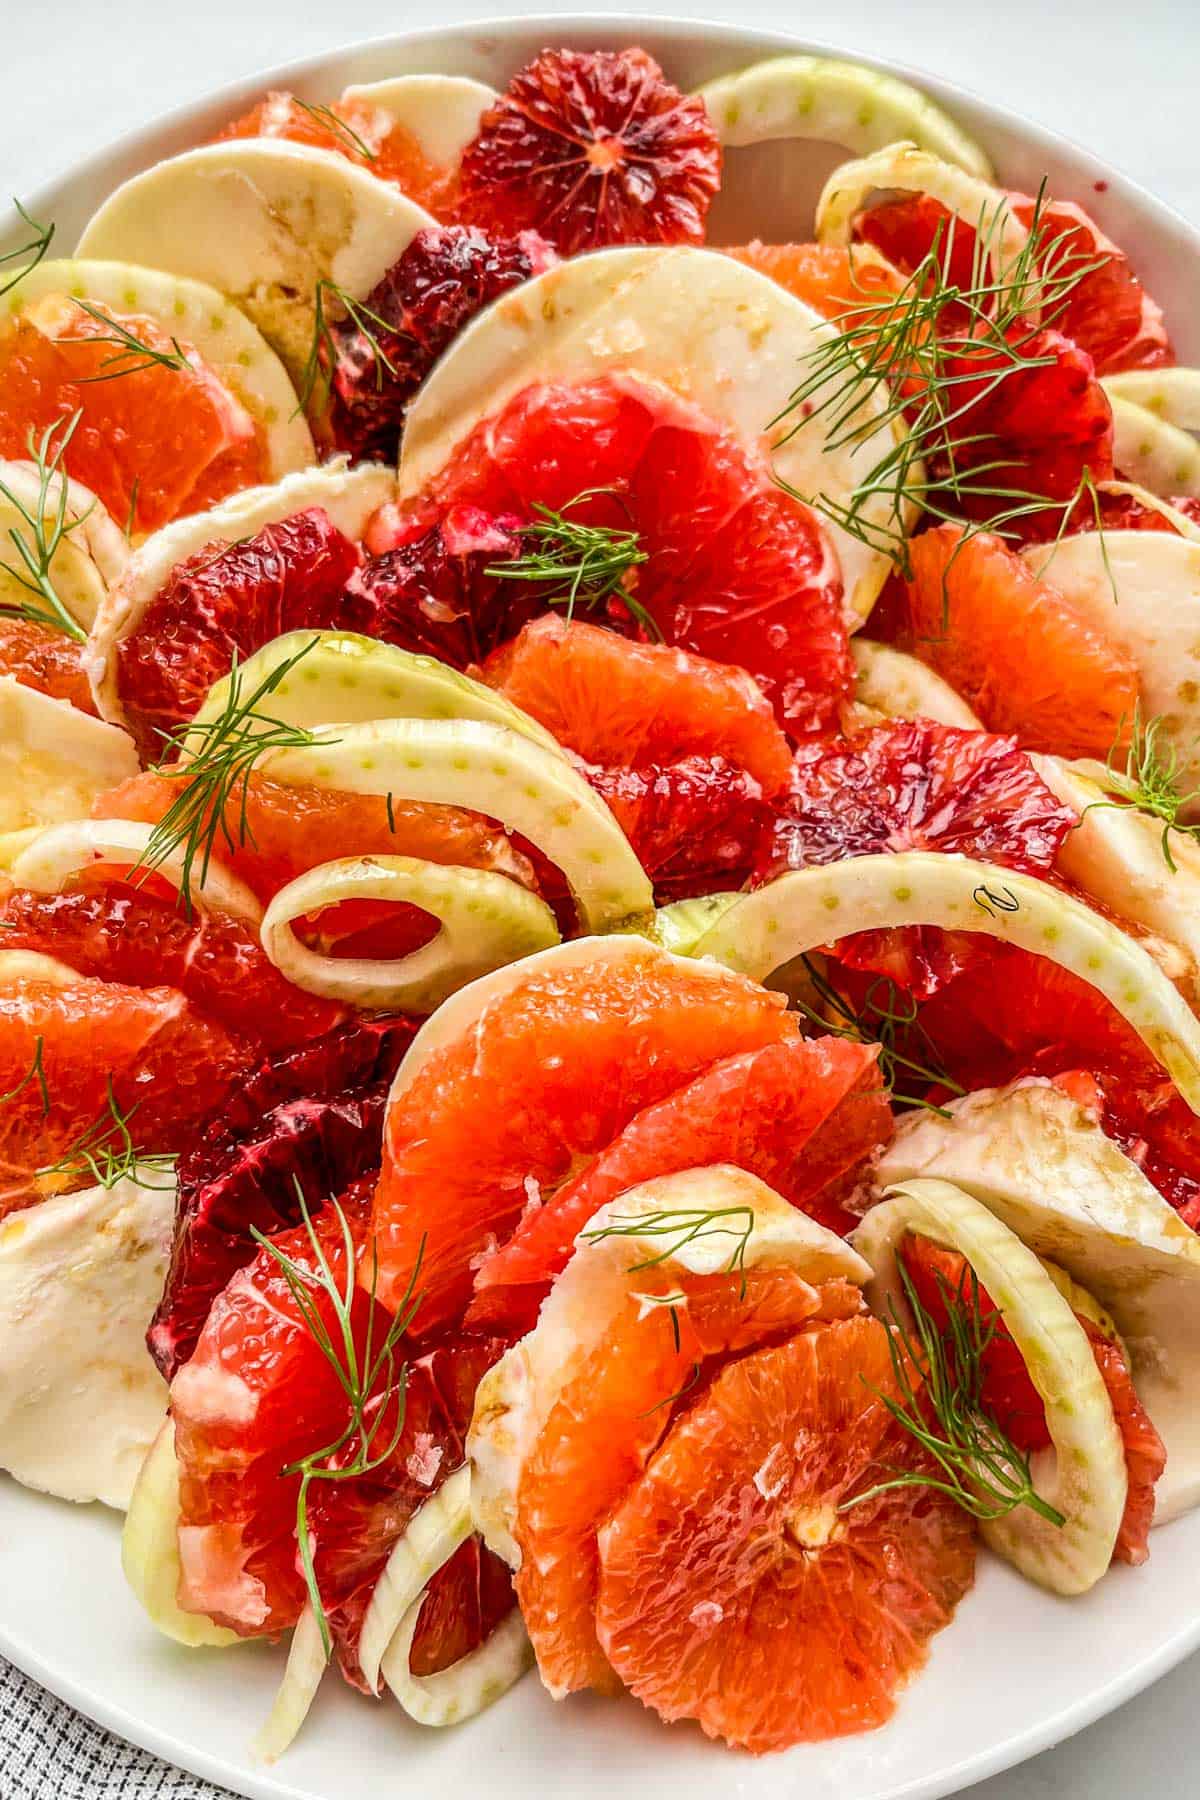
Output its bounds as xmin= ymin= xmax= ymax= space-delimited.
xmin=594 ymin=1316 xmax=976 ymax=1750
xmin=903 ymin=524 xmax=1140 ymax=759
xmin=392 ymin=372 xmax=849 ymax=735
xmin=0 ymin=311 xmax=264 ymax=538
xmin=470 ymin=1036 xmax=891 ymax=1335
xmin=373 ymin=948 xmax=798 ymax=1326
xmin=0 ymin=972 xmax=249 ymax=1215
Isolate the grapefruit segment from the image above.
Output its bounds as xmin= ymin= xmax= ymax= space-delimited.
xmin=0 ymin=971 xmax=250 ymax=1215
xmin=469 ymin=1035 xmax=892 ymax=1334
xmin=479 ymin=613 xmax=793 ymax=795
xmin=387 ymin=371 xmax=849 ymax=734
xmin=903 ymin=525 xmax=1140 ymax=759
xmin=0 ymin=310 xmax=264 ymax=539
xmin=515 ymin=1264 xmax=867 ymax=1699
xmin=373 ymin=940 xmax=798 ymax=1326
xmin=594 ymin=1314 xmax=976 ymax=1749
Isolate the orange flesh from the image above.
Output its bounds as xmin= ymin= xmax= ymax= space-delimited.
xmin=595 ymin=1315 xmax=976 ymax=1751
xmin=374 ymin=950 xmax=797 ymax=1325
xmin=904 ymin=525 xmax=1140 ymax=759
xmin=515 ymin=1266 xmax=865 ymax=1697
xmin=0 ymin=309 xmax=264 ymax=537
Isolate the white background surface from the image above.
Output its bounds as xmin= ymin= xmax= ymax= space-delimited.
xmin=2 ymin=1 xmax=1198 ymax=1794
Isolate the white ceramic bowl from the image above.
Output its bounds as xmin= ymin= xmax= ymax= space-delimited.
xmin=2 ymin=17 xmax=1198 ymax=1800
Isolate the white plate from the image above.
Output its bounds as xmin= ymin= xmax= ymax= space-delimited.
xmin=3 ymin=15 xmax=1199 ymax=1800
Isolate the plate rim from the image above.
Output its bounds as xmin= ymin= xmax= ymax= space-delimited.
xmin=3 ymin=14 xmax=1199 ymax=1799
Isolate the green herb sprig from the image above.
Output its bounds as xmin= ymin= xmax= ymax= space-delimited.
xmin=795 ymin=955 xmax=964 ymax=1116
xmin=293 ymin=98 xmax=378 ymax=161
xmin=1085 ymin=705 xmax=1200 ymax=872
xmin=844 ymin=1254 xmax=1065 ymax=1526
xmin=485 ymin=489 xmax=659 ymax=638
xmin=1 ymin=1035 xmax=50 ymax=1112
xmin=583 ymin=1203 xmax=754 ymax=1298
xmin=36 ymin=1079 xmax=176 ymax=1191
xmin=773 ymin=188 xmax=1108 ymax=574
xmin=296 ymin=278 xmax=399 ymax=414
xmin=252 ymin=1188 xmax=424 ymax=1658
xmin=0 ymin=411 xmax=91 ymax=641
xmin=71 ymin=301 xmax=191 ymax=381
xmin=133 ymin=640 xmax=329 ymax=912
xmin=1 ymin=200 xmax=54 ymax=299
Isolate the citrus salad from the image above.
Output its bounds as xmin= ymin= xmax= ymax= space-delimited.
xmin=2 ymin=38 xmax=1200 ymax=1763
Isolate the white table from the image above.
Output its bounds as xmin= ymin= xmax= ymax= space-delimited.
xmin=2 ymin=1 xmax=1197 ymax=1794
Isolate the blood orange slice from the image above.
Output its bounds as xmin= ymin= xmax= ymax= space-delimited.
xmin=373 ymin=943 xmax=798 ymax=1327
xmin=0 ymin=970 xmax=249 ymax=1214
xmin=901 ymin=1235 xmax=1165 ymax=1565
xmin=593 ymin=1315 xmax=976 ymax=1749
xmin=469 ymin=1035 xmax=892 ymax=1335
xmin=480 ymin=613 xmax=792 ymax=794
xmin=754 ymin=718 xmax=1078 ymax=996
xmin=583 ymin=757 xmax=773 ymax=901
xmin=456 ymin=49 xmax=722 ymax=254
xmin=150 ymin=1018 xmax=413 ymax=1380
xmin=759 ymin=720 xmax=1077 ymax=874
xmin=903 ymin=524 xmax=1141 ymax=758
xmin=377 ymin=372 xmax=848 ymax=733
xmin=325 ymin=226 xmax=555 ymax=464
xmin=854 ymin=189 xmax=1171 ymax=376
xmin=0 ymin=311 xmax=264 ymax=539
xmin=0 ymin=869 xmax=341 ymax=1052
xmin=111 ymin=507 xmax=361 ymax=758
xmin=0 ymin=618 xmax=96 ymax=713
